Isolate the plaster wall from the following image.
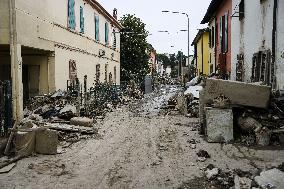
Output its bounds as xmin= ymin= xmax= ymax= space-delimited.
xmin=275 ymin=0 xmax=284 ymax=89
xmin=231 ymin=0 xmax=274 ymax=83
xmin=215 ymin=0 xmax=232 ymax=76
xmin=9 ymin=0 xmax=121 ymax=92
xmin=0 ymin=0 xmax=10 ymax=44
xmin=55 ymin=47 xmax=120 ymax=90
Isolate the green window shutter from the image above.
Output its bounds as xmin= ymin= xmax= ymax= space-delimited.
xmin=80 ymin=6 xmax=84 ymax=33
xmin=68 ymin=0 xmax=75 ymax=29
xmin=105 ymin=22 xmax=109 ymax=45
xmin=95 ymin=15 xmax=100 ymax=41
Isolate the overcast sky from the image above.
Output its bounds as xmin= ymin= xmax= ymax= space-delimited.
xmin=97 ymin=0 xmax=211 ymax=55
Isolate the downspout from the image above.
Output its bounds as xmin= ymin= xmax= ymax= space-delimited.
xmin=272 ymin=0 xmax=278 ymax=88
xmin=9 ymin=0 xmax=16 ymax=121
xmin=201 ymin=34 xmax=204 ymax=74
xmin=214 ymin=17 xmax=217 ymax=73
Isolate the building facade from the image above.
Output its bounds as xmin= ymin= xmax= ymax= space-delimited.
xmin=148 ymin=44 xmax=157 ymax=75
xmin=231 ymin=0 xmax=284 ymax=89
xmin=192 ymin=28 xmax=210 ymax=76
xmin=0 ymin=0 xmax=121 ymax=122
xmin=201 ymin=0 xmax=232 ymax=79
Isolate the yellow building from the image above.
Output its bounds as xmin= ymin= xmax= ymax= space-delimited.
xmin=191 ymin=28 xmax=210 ymax=76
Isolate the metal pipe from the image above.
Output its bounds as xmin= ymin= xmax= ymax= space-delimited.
xmin=9 ymin=0 xmax=16 ymax=121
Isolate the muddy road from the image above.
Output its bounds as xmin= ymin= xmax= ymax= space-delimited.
xmin=1 ymin=86 xmax=284 ymax=189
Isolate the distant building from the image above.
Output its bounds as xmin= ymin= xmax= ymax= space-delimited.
xmin=166 ymin=66 xmax=172 ymax=76
xmin=192 ymin=28 xmax=210 ymax=76
xmin=156 ymin=61 xmax=164 ymax=76
xmin=0 ymin=0 xmax=122 ymax=122
xmin=147 ymin=44 xmax=157 ymax=75
xmin=201 ymin=0 xmax=232 ymax=79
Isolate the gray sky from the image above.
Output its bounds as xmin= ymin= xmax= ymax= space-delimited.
xmin=97 ymin=0 xmax=211 ymax=55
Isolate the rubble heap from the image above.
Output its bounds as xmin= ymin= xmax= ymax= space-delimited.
xmin=200 ymin=78 xmax=284 ymax=146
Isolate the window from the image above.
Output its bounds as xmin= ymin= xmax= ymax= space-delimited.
xmin=239 ymin=0 xmax=245 ymax=21
xmin=68 ymin=0 xmax=76 ymax=30
xmin=105 ymin=22 xmax=109 ymax=45
xmin=94 ymin=14 xmax=100 ymax=41
xmin=211 ymin=26 xmax=215 ymax=48
xmin=105 ymin=64 xmax=108 ymax=82
xmin=209 ymin=28 xmax=211 ymax=48
xmin=114 ymin=66 xmax=117 ymax=84
xmin=220 ymin=11 xmax=229 ymax=53
xmin=220 ymin=16 xmax=223 ymax=51
xmin=80 ymin=6 xmax=84 ymax=33
xmin=224 ymin=11 xmax=229 ymax=52
xmin=109 ymin=72 xmax=113 ymax=84
xmin=96 ymin=64 xmax=100 ymax=83
xmin=113 ymin=29 xmax=117 ymax=49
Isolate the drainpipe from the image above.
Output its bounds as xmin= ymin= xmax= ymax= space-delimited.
xmin=201 ymin=34 xmax=204 ymax=74
xmin=9 ymin=0 xmax=23 ymax=123
xmin=9 ymin=0 xmax=16 ymax=121
xmin=272 ymin=0 xmax=278 ymax=88
xmin=215 ymin=17 xmax=217 ymax=73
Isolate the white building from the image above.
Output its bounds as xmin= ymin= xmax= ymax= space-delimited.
xmin=156 ymin=61 xmax=164 ymax=76
xmin=166 ymin=66 xmax=172 ymax=76
xmin=0 ymin=0 xmax=122 ymax=122
xmin=231 ymin=0 xmax=284 ymax=89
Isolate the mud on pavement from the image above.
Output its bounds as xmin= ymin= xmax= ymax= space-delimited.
xmin=1 ymin=85 xmax=284 ymax=189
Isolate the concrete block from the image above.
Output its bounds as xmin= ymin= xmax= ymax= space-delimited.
xmin=199 ymin=89 xmax=206 ymax=126
xmin=176 ymin=95 xmax=187 ymax=115
xmin=204 ymin=79 xmax=271 ymax=108
xmin=206 ymin=108 xmax=234 ymax=143
xmin=35 ymin=129 xmax=58 ymax=155
xmin=14 ymin=131 xmax=36 ymax=156
xmin=254 ymin=169 xmax=284 ymax=189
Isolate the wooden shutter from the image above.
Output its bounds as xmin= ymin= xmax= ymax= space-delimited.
xmin=95 ymin=15 xmax=99 ymax=41
xmin=220 ymin=16 xmax=223 ymax=52
xmin=212 ymin=26 xmax=215 ymax=47
xmin=80 ymin=6 xmax=84 ymax=33
xmin=68 ymin=0 xmax=75 ymax=29
xmin=225 ymin=11 xmax=228 ymax=52
xmin=209 ymin=28 xmax=211 ymax=48
xmin=105 ymin=22 xmax=109 ymax=45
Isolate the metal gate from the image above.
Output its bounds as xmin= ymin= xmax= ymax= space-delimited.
xmin=0 ymin=81 xmax=12 ymax=137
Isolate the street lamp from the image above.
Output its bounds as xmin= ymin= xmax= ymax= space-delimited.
xmin=162 ymin=11 xmax=190 ymax=70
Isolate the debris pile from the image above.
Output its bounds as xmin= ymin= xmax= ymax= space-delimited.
xmin=0 ymin=80 xmax=145 ymax=172
xmin=200 ymin=78 xmax=284 ymax=146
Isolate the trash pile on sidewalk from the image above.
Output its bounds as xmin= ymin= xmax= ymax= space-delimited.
xmin=164 ymin=76 xmax=204 ymax=117
xmin=0 ymin=81 xmax=145 ymax=171
xmin=199 ymin=78 xmax=284 ymax=146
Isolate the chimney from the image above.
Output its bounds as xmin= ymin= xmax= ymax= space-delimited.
xmin=113 ymin=8 xmax=117 ymax=20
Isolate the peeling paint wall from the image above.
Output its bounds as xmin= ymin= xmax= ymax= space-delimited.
xmin=231 ymin=0 xmax=283 ymax=89
xmin=276 ymin=0 xmax=284 ymax=89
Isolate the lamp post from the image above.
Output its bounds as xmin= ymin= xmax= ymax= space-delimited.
xmin=162 ymin=11 xmax=189 ymax=70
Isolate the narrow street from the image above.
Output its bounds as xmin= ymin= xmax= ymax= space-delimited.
xmin=1 ymin=86 xmax=284 ymax=189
